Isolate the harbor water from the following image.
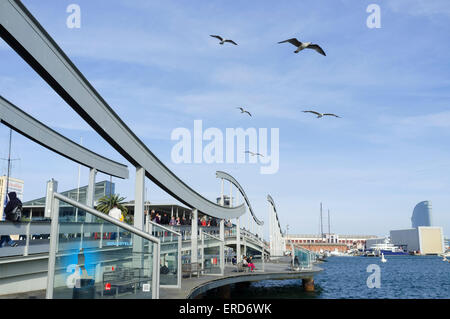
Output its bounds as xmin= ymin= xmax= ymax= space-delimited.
xmin=204 ymin=256 xmax=450 ymax=299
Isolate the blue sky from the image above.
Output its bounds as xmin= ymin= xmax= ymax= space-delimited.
xmin=1 ymin=0 xmax=449 ymax=238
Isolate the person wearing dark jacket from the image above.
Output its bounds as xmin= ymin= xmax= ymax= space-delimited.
xmin=1 ymin=192 xmax=20 ymax=248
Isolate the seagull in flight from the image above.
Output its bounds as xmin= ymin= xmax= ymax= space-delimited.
xmin=237 ymin=107 xmax=252 ymax=117
xmin=245 ymin=151 xmax=264 ymax=157
xmin=210 ymin=35 xmax=238 ymax=46
xmin=302 ymin=110 xmax=340 ymax=118
xmin=278 ymin=38 xmax=326 ymax=56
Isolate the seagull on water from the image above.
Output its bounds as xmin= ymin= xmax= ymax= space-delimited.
xmin=245 ymin=151 xmax=264 ymax=157
xmin=303 ymin=110 xmax=340 ymax=118
xmin=237 ymin=107 xmax=252 ymax=117
xmin=210 ymin=35 xmax=238 ymax=46
xmin=278 ymin=38 xmax=326 ymax=56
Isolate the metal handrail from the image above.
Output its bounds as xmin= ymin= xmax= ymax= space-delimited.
xmin=54 ymin=192 xmax=160 ymax=244
xmin=145 ymin=219 xmax=181 ymax=237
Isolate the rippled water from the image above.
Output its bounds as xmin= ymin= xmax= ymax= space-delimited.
xmin=211 ymin=256 xmax=450 ymax=299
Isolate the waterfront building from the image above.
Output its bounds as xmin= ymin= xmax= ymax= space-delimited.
xmin=411 ymin=201 xmax=432 ymax=228
xmin=390 ymin=227 xmax=444 ymax=255
xmin=0 ymin=176 xmax=24 ymax=220
xmin=286 ymin=234 xmax=377 ymax=251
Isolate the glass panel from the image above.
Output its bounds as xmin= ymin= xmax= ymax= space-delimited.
xmin=148 ymin=223 xmax=179 ymax=286
xmin=202 ymin=232 xmax=222 ymax=275
xmin=52 ymin=200 xmax=154 ymax=299
xmin=293 ymin=247 xmax=313 ymax=270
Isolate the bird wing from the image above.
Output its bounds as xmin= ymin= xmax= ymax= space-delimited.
xmin=244 ymin=111 xmax=252 ymax=116
xmin=323 ymin=113 xmax=340 ymax=118
xmin=278 ymin=38 xmax=302 ymax=47
xmin=210 ymin=35 xmax=223 ymax=41
xmin=245 ymin=151 xmax=255 ymax=155
xmin=256 ymin=153 xmax=264 ymax=157
xmin=303 ymin=110 xmax=321 ymax=116
xmin=306 ymin=44 xmax=326 ymax=56
xmin=225 ymin=39 xmax=238 ymax=45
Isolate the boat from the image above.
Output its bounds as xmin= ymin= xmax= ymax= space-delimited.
xmin=366 ymin=242 xmax=409 ymax=256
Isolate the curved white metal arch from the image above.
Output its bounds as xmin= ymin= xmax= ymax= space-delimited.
xmin=0 ymin=0 xmax=245 ymax=219
xmin=267 ymin=194 xmax=282 ymax=232
xmin=216 ymin=171 xmax=264 ymax=226
xmin=0 ymin=96 xmax=129 ymax=179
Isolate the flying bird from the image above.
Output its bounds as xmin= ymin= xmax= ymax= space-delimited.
xmin=245 ymin=151 xmax=264 ymax=157
xmin=278 ymin=38 xmax=326 ymax=56
xmin=210 ymin=35 xmax=238 ymax=45
xmin=302 ymin=110 xmax=340 ymax=118
xmin=237 ymin=107 xmax=252 ymax=117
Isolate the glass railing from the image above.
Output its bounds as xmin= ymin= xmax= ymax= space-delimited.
xmin=145 ymin=221 xmax=181 ymax=288
xmin=293 ymin=247 xmax=314 ymax=270
xmin=200 ymin=231 xmax=223 ymax=275
xmin=0 ymin=221 xmax=50 ymax=257
xmin=47 ymin=192 xmax=160 ymax=299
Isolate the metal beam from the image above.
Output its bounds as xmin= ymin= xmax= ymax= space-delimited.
xmin=0 ymin=96 xmax=129 ymax=179
xmin=0 ymin=0 xmax=244 ymax=220
xmin=216 ymin=171 xmax=264 ymax=225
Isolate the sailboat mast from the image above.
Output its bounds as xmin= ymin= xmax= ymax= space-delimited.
xmin=328 ymin=209 xmax=331 ymax=235
xmin=320 ymin=202 xmax=323 ymax=240
xmin=5 ymin=129 xmax=12 ymax=201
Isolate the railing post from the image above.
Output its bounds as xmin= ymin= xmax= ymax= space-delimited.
xmin=236 ymin=217 xmax=241 ymax=263
xmin=201 ymin=231 xmax=204 ymax=271
xmin=23 ymin=221 xmax=30 ymax=256
xmin=177 ymin=234 xmax=182 ymax=288
xmin=44 ymin=179 xmax=57 ymax=218
xmin=45 ymin=185 xmax=59 ymax=299
xmin=152 ymin=241 xmax=160 ymax=299
xmin=99 ymin=223 xmax=103 ymax=248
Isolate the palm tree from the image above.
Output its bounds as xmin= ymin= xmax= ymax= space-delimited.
xmin=96 ymin=194 xmax=129 ymax=223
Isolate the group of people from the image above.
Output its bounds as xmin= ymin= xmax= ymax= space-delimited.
xmin=146 ymin=210 xmax=233 ymax=228
xmin=232 ymin=255 xmax=256 ymax=272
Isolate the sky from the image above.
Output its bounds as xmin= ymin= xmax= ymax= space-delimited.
xmin=0 ymin=0 xmax=449 ymax=238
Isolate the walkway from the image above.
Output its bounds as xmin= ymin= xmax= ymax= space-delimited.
xmin=160 ymin=261 xmax=322 ymax=299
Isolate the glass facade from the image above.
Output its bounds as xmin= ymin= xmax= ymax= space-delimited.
xmin=411 ymin=201 xmax=432 ymax=228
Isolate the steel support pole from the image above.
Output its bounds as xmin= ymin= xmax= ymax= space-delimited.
xmin=85 ymin=168 xmax=97 ymax=223
xmin=134 ymin=166 xmax=145 ymax=231
xmin=191 ymin=208 xmax=198 ymax=264
xmin=220 ymin=219 xmax=225 ymax=274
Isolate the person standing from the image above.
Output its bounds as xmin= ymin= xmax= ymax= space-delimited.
xmin=0 ymin=192 xmax=20 ymax=248
xmin=108 ymin=204 xmax=122 ymax=240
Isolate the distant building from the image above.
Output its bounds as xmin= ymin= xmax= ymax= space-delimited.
xmin=390 ymin=227 xmax=444 ymax=255
xmin=388 ymin=201 xmax=444 ymax=255
xmin=411 ymin=201 xmax=432 ymax=228
xmin=0 ymin=176 xmax=24 ymax=220
xmin=286 ymin=233 xmax=377 ymax=251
